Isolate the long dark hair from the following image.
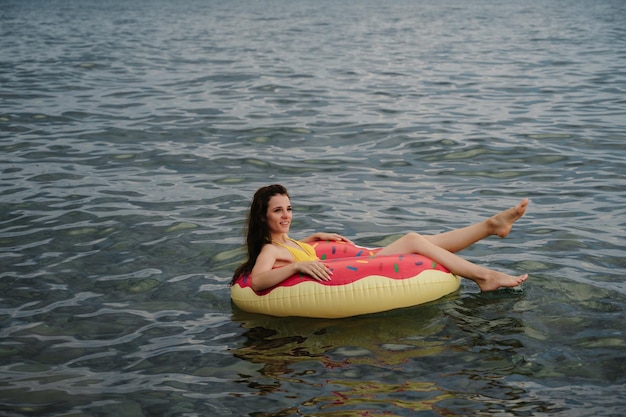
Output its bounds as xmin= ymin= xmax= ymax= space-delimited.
xmin=231 ymin=184 xmax=290 ymax=285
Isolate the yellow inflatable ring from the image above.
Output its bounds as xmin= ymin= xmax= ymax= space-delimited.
xmin=231 ymin=240 xmax=460 ymax=318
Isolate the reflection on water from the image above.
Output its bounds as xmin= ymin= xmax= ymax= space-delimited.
xmin=1 ymin=0 xmax=626 ymax=415
xmin=233 ymin=304 xmax=452 ymax=369
xmin=229 ymin=284 xmax=625 ymax=415
xmin=230 ymin=292 xmax=585 ymax=415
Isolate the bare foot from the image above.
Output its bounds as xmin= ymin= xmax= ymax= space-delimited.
xmin=488 ymin=198 xmax=529 ymax=238
xmin=476 ymin=271 xmax=529 ymax=292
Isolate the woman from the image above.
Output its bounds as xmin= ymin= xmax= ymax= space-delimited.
xmin=232 ymin=184 xmax=529 ymax=292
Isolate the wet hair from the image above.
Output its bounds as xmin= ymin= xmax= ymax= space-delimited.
xmin=231 ymin=184 xmax=290 ymax=285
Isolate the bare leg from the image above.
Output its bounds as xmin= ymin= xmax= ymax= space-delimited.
xmin=424 ymin=199 xmax=529 ymax=253
xmin=375 ymin=232 xmax=528 ymax=291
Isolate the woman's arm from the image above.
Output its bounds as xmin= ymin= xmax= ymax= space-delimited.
xmin=250 ymin=244 xmax=333 ymax=292
xmin=301 ymin=232 xmax=353 ymax=244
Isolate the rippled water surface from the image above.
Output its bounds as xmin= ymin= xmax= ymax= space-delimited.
xmin=1 ymin=0 xmax=625 ymax=415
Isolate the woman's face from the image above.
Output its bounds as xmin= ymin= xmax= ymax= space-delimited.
xmin=265 ymin=194 xmax=292 ymax=235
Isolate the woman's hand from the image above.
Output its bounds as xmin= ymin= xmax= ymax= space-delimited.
xmin=305 ymin=232 xmax=354 ymax=245
xmin=250 ymin=246 xmax=334 ymax=291
xmin=295 ymin=260 xmax=333 ymax=282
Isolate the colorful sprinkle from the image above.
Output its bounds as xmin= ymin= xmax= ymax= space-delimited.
xmin=431 ymin=261 xmax=437 ymax=268
xmin=347 ymin=266 xmax=358 ymax=271
xmin=332 ymin=246 xmax=336 ymax=254
xmin=321 ymin=254 xmax=327 ymax=260
xmin=415 ymin=261 xmax=423 ymax=266
xmin=356 ymin=260 xmax=369 ymax=264
xmin=394 ymin=263 xmax=399 ymax=273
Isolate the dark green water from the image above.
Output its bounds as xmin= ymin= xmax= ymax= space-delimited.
xmin=1 ymin=0 xmax=625 ymax=415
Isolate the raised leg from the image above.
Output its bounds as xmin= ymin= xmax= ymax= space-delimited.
xmin=424 ymin=198 xmax=529 ymax=252
xmin=375 ymin=232 xmax=528 ymax=291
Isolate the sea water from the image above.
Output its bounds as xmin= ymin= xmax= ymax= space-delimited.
xmin=1 ymin=0 xmax=625 ymax=415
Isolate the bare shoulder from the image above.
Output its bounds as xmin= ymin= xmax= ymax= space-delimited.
xmin=257 ymin=243 xmax=277 ymax=258
xmin=252 ymin=244 xmax=280 ymax=273
xmin=258 ymin=243 xmax=287 ymax=261
xmin=260 ymin=242 xmax=292 ymax=264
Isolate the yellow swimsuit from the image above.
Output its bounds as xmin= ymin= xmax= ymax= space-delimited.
xmin=272 ymin=239 xmax=318 ymax=262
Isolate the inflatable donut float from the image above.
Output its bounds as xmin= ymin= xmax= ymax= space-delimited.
xmin=231 ymin=240 xmax=460 ymax=318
